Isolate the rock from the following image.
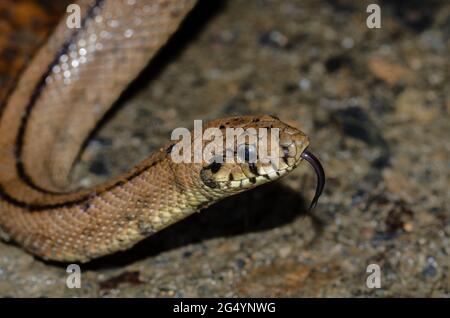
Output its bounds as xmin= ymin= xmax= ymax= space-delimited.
xmin=368 ymin=58 xmax=413 ymax=86
xmin=259 ymin=30 xmax=290 ymax=49
xmin=236 ymin=261 xmax=341 ymax=297
xmin=89 ymin=159 xmax=109 ymax=176
xmin=394 ymin=89 xmax=439 ymax=123
xmin=278 ymin=246 xmax=292 ymax=258
xmin=325 ymin=55 xmax=353 ymax=73
xmin=382 ymin=168 xmax=418 ymax=203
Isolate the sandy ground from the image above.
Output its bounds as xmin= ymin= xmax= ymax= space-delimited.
xmin=0 ymin=0 xmax=449 ymax=297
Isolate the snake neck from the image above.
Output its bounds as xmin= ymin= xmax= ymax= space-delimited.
xmin=0 ymin=0 xmax=199 ymax=262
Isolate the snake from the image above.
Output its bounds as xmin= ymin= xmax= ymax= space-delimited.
xmin=0 ymin=0 xmax=325 ymax=262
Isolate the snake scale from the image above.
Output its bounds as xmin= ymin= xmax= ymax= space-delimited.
xmin=0 ymin=0 xmax=324 ymax=262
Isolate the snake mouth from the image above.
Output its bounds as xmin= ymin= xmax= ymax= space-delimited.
xmin=300 ymin=149 xmax=325 ymax=210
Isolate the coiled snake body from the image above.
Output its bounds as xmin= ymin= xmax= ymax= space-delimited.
xmin=0 ymin=0 xmax=324 ymax=262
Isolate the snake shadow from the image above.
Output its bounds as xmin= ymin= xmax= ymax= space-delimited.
xmin=84 ymin=182 xmax=323 ymax=269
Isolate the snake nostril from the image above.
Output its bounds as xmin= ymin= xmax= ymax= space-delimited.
xmin=282 ymin=143 xmax=296 ymax=158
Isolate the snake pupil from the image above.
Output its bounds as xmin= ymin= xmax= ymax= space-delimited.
xmin=244 ymin=146 xmax=250 ymax=162
xmin=249 ymin=163 xmax=259 ymax=175
xmin=237 ymin=144 xmax=257 ymax=163
xmin=200 ymin=169 xmax=218 ymax=188
xmin=206 ymin=161 xmax=222 ymax=174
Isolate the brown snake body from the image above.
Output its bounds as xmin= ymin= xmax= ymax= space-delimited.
xmin=0 ymin=0 xmax=324 ymax=262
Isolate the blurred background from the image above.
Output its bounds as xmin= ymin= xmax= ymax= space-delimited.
xmin=0 ymin=0 xmax=448 ymax=297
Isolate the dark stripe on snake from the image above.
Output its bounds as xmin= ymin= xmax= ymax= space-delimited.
xmin=13 ymin=0 xmax=105 ymax=195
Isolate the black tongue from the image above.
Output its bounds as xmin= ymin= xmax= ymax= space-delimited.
xmin=300 ymin=150 xmax=325 ymax=210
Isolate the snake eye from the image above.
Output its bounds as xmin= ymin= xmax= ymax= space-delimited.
xmin=237 ymin=144 xmax=257 ymax=163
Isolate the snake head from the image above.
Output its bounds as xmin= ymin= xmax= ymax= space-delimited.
xmin=167 ymin=115 xmax=325 ymax=210
xmin=196 ymin=115 xmax=324 ymax=210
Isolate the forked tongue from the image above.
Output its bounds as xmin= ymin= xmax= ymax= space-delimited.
xmin=300 ymin=150 xmax=325 ymax=210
